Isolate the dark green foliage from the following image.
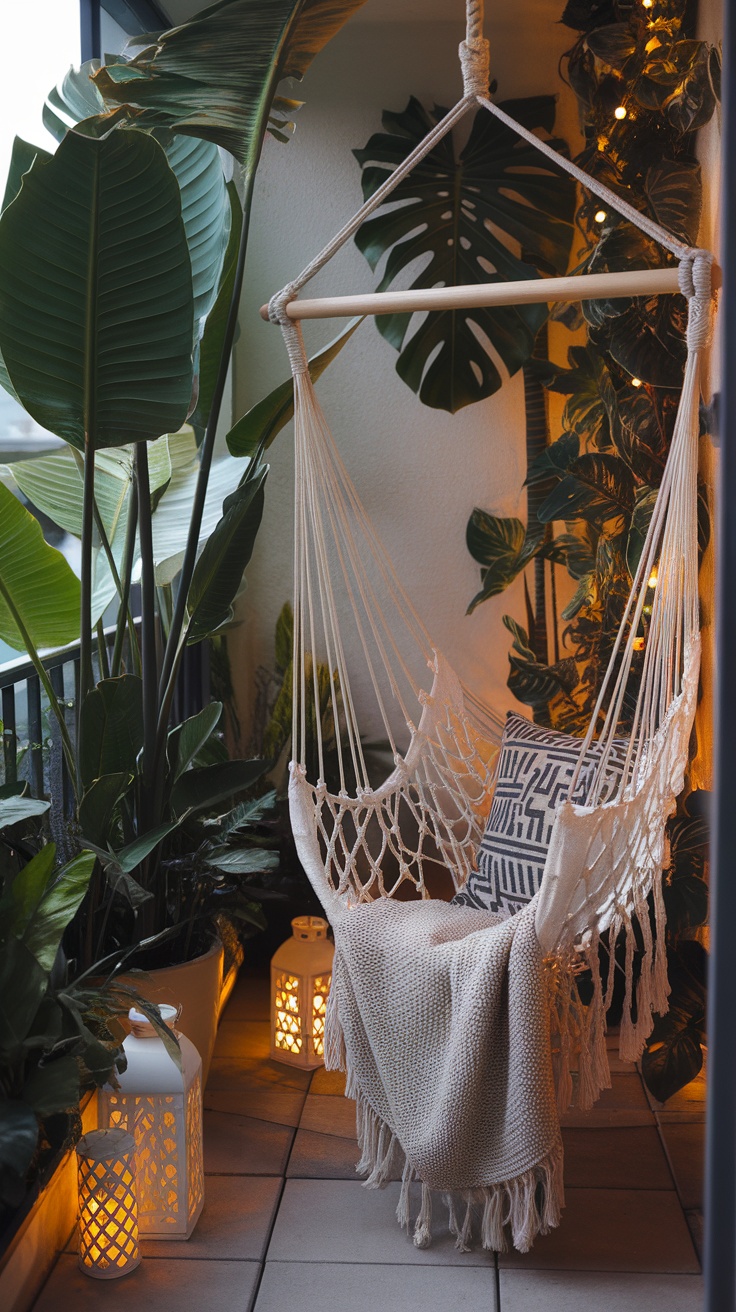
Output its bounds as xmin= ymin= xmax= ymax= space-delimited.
xmin=353 ymin=96 xmax=576 ymax=412
xmin=462 ymin=0 xmax=716 ymax=1098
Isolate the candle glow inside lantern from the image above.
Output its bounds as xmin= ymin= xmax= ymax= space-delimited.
xmin=76 ymin=1128 xmax=140 ymax=1279
xmin=99 ymin=1003 xmax=204 ymax=1239
xmin=271 ymin=916 xmax=335 ymax=1068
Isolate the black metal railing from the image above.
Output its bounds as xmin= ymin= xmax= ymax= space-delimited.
xmin=1 ymin=629 xmax=209 ymax=848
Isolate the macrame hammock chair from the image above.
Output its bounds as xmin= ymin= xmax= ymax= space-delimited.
xmin=265 ymin=0 xmax=714 ymax=1254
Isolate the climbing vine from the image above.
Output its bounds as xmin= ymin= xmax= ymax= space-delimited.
xmin=465 ymin=0 xmax=718 ymax=1100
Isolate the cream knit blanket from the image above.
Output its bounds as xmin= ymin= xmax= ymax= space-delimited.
xmin=324 ymin=895 xmax=564 ymax=1253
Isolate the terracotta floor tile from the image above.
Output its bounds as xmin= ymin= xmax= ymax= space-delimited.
xmin=223 ymin=975 xmax=270 ymax=1022
xmin=310 ymin=1067 xmax=347 ymax=1096
xmin=660 ymin=1121 xmax=705 ymax=1209
xmin=255 ymin=1261 xmax=497 ymax=1311
xmin=647 ymin=1067 xmax=707 ymax=1115
xmin=143 ymin=1175 xmax=281 ymax=1260
xmin=286 ymin=1128 xmax=361 ymax=1179
xmin=500 ymin=1271 xmax=703 ymax=1310
xmin=499 ymin=1187 xmax=700 ymax=1272
xmin=562 ymin=1126 xmax=673 ymax=1190
xmin=206 ymin=1055 xmax=311 ymax=1094
xmin=203 ymin=1108 xmax=294 ymax=1175
xmin=685 ymin=1209 xmax=703 ymax=1263
xmin=63 ymin=1176 xmax=282 ymax=1262
xmin=267 ymin=1179 xmax=495 ymax=1266
xmin=561 ymin=1073 xmax=654 ymax=1128
xmin=212 ymin=1018 xmax=271 ymax=1059
xmin=33 ymin=1255 xmax=260 ymax=1312
xmin=300 ymin=1093 xmax=357 ymax=1139
xmin=205 ymin=1084 xmax=306 ymax=1127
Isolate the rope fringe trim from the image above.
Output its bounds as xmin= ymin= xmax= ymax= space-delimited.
xmin=326 ymin=980 xmax=565 ymax=1255
xmin=339 ymin=1086 xmax=565 ymax=1255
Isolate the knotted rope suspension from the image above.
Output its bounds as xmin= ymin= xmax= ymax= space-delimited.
xmin=267 ymin=0 xmax=714 ymax=1064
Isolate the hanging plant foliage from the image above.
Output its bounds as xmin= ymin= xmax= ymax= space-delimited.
xmin=353 ymin=95 xmax=576 ymax=413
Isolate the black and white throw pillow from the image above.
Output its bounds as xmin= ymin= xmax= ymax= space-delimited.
xmin=454 ymin=712 xmax=627 ymax=918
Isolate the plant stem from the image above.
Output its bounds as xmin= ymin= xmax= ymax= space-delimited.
xmin=96 ymin=619 xmax=110 ymax=680
xmin=0 ymin=577 xmax=76 ymax=784
xmin=135 ymin=442 xmax=158 ymax=829
xmin=111 ymin=483 xmax=141 ymax=678
xmin=77 ymin=438 xmax=96 ymax=790
xmin=157 ymin=165 xmax=258 ymax=719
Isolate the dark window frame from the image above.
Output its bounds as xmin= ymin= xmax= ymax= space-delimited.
xmin=80 ymin=0 xmax=171 ymax=61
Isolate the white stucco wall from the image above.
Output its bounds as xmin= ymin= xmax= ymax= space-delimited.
xmin=227 ymin=2 xmax=582 ymax=743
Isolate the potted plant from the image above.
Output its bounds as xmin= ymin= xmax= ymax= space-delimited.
xmin=0 ymin=0 xmax=368 ymax=1072
xmin=0 ymin=792 xmax=173 ymax=1242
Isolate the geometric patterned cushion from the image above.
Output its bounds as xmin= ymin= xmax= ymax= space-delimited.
xmin=453 ymin=711 xmax=628 ymax=919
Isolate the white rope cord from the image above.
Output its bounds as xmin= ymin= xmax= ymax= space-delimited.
xmin=475 ymin=93 xmax=694 ymax=263
xmin=568 ymin=251 xmax=712 ymax=804
xmin=277 ymin=0 xmax=713 ymax=940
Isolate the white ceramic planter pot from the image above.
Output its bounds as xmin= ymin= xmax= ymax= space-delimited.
xmin=120 ymin=939 xmax=224 ymax=1084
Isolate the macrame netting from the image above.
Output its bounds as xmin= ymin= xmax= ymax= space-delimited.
xmin=268 ymin=2 xmax=714 ymax=1096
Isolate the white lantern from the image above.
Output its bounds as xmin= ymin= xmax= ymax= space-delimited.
xmin=99 ymin=1003 xmax=204 ymax=1239
xmin=270 ymin=916 xmax=335 ymax=1069
xmin=76 ymin=1128 xmax=140 ymax=1279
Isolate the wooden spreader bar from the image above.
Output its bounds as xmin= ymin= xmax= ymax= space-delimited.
xmin=260 ymin=265 xmax=720 ymax=323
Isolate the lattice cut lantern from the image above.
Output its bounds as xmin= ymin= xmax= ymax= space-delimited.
xmin=271 ymin=916 xmax=335 ymax=1068
xmin=99 ymin=1003 xmax=204 ymax=1239
xmin=76 ymin=1128 xmax=140 ymax=1279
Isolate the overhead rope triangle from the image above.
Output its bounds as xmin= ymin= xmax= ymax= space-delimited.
xmin=262 ymin=0 xmax=714 ymax=1255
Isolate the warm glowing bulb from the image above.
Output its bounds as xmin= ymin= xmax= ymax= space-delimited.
xmin=643 ymin=0 xmax=653 ymax=7
xmin=614 ymin=105 xmax=627 ymax=120
xmin=648 ymin=568 xmax=659 ymax=589
xmin=631 ymin=377 xmax=642 ymax=388
xmin=594 ymin=209 xmax=607 ymax=223
xmin=633 ymin=637 xmax=646 ymax=652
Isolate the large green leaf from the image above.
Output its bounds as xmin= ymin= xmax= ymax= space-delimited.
xmin=0 ymin=1099 xmax=39 ymax=1188
xmin=0 ymin=938 xmax=48 ymax=1060
xmin=78 ymin=676 xmax=144 ymax=790
xmin=16 ymin=850 xmax=97 ymax=972
xmin=0 ymin=796 xmax=50 ymax=828
xmin=2 ymin=845 xmax=57 ymax=942
xmin=151 ymin=428 xmax=251 ymax=584
xmin=79 ymin=772 xmax=131 ymax=847
xmin=353 ymin=96 xmax=575 ymax=413
xmin=43 ymin=60 xmax=230 ymax=345
xmin=172 ymin=758 xmax=267 ymax=816
xmin=0 ymin=483 xmax=80 ymax=651
xmin=465 ymin=512 xmax=542 ymax=614
xmin=502 ymin=615 xmax=578 ymax=712
xmin=641 ymin=942 xmax=707 ymax=1103
xmin=2 ymin=440 xmax=171 ymax=623
xmin=187 ymin=462 xmax=268 ymax=642
xmin=0 ymin=127 xmax=194 ymax=451
xmin=643 ymin=159 xmax=702 ymax=248
xmin=43 ymin=61 xmax=108 ymax=143
xmin=190 ymin=181 xmax=242 ymax=441
xmin=93 ymin=0 xmax=368 ymax=169
xmin=2 ymin=137 xmax=52 ymax=215
xmin=204 ymin=846 xmax=280 ymax=874
xmin=167 ymin=703 xmax=223 ymax=782
xmin=227 ymin=317 xmax=363 ymax=458
xmin=159 ymin=132 xmax=231 ymax=336
xmin=22 ymin=1054 xmax=81 ymax=1117
xmin=537 ymin=454 xmax=635 ymax=529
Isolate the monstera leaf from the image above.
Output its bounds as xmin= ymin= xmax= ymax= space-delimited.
xmin=92 ymin=0 xmax=369 ymax=170
xmin=0 ymin=127 xmax=194 ymax=451
xmin=353 ymin=95 xmax=575 ymax=413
